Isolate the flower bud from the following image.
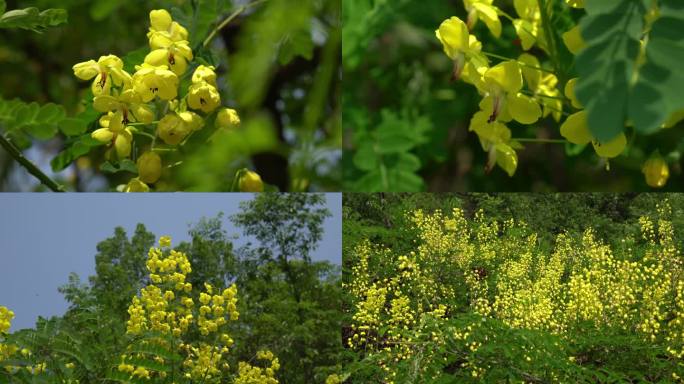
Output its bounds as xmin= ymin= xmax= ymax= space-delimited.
xmin=124 ymin=178 xmax=149 ymax=192
xmin=642 ymin=156 xmax=669 ymax=188
xmin=215 ymin=108 xmax=240 ymax=129
xmin=137 ymin=151 xmax=162 ymax=184
xmin=239 ymin=170 xmax=264 ymax=192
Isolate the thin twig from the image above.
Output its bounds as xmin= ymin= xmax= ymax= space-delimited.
xmin=202 ymin=0 xmax=268 ymax=48
xmin=0 ymin=134 xmax=65 ymax=192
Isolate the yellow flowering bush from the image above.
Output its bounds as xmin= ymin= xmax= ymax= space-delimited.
xmin=345 ymin=201 xmax=684 ymax=382
xmin=71 ymin=9 xmax=264 ymax=192
xmin=112 ymin=236 xmax=279 ymax=383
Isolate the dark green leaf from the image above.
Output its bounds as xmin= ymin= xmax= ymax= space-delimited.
xmin=0 ymin=7 xmax=67 ymax=32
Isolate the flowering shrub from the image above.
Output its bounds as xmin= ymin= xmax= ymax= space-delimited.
xmin=343 ymin=201 xmax=684 ymax=382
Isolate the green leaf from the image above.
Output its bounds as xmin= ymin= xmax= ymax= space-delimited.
xmin=0 ymin=7 xmax=67 ymax=32
xmin=191 ymin=0 xmax=219 ymax=48
xmin=278 ymin=29 xmax=314 ymax=65
xmin=0 ymin=1 xmax=5 ymax=15
xmin=575 ymin=0 xmax=645 ymax=142
xmin=627 ymin=6 xmax=684 ymax=134
xmin=51 ymin=134 xmax=103 ymax=172
xmin=122 ymin=46 xmax=149 ymax=74
xmin=59 ymin=118 xmax=88 ymax=136
xmin=100 ymin=159 xmax=138 ymax=175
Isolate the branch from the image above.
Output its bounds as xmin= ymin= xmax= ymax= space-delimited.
xmin=202 ymin=0 xmax=268 ymax=48
xmin=0 ymin=134 xmax=66 ymax=192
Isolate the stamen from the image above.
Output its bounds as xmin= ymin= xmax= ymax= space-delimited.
xmin=168 ymin=53 xmax=175 ymax=66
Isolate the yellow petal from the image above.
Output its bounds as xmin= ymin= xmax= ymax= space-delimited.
xmin=436 ymin=17 xmax=470 ymax=59
xmin=137 ymin=151 xmax=162 ymax=184
xmin=149 ymin=9 xmax=172 ymax=31
xmin=144 ymin=49 xmax=169 ymax=67
xmin=513 ymin=0 xmax=538 ymax=20
xmin=124 ymin=178 xmax=150 ymax=193
xmin=495 ymin=143 xmax=518 ymax=177
xmin=513 ymin=19 xmax=537 ymax=51
xmin=506 ymin=93 xmax=541 ymax=124
xmin=91 ymin=73 xmax=111 ymax=96
xmin=642 ymin=157 xmax=669 ymax=188
xmin=469 ymin=111 xmax=511 ymax=151
xmin=472 ymin=2 xmax=502 ymax=38
xmin=72 ymin=60 xmax=99 ymax=80
xmin=238 ymin=171 xmax=264 ymax=192
xmin=592 ymin=133 xmax=626 ymax=158
xmin=560 ymin=111 xmax=591 ymax=145
xmin=564 ymin=78 xmax=582 ymax=109
xmin=93 ymin=95 xmax=118 ymax=113
xmin=518 ymin=53 xmax=541 ymax=91
xmin=91 ymin=128 xmax=113 ymax=143
xmin=484 ymin=61 xmax=523 ymax=94
xmin=562 ymin=25 xmax=585 ymax=55
xmin=114 ymin=130 xmax=132 ymax=158
xmin=216 ymin=108 xmax=241 ymax=129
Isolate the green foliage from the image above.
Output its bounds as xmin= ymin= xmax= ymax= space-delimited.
xmin=343 ymin=193 xmax=684 ymax=382
xmin=0 ymin=98 xmax=67 ymax=142
xmin=0 ymin=2 xmax=67 ymax=32
xmin=350 ymin=110 xmax=430 ymax=192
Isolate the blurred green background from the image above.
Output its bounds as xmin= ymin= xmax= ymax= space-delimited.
xmin=0 ymin=0 xmax=341 ymax=191
xmin=342 ymin=0 xmax=684 ymax=192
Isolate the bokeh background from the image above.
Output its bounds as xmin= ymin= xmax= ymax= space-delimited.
xmin=0 ymin=0 xmax=341 ymax=191
xmin=342 ymin=0 xmax=684 ymax=192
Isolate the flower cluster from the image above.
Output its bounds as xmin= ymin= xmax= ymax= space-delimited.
xmin=0 ymin=306 xmax=16 ymax=362
xmin=73 ymin=9 xmax=255 ymax=192
xmin=347 ymin=202 xmax=684 ymax=381
xmin=435 ymin=0 xmax=683 ymax=187
xmin=234 ymin=350 xmax=280 ymax=384
xmin=119 ymin=236 xmax=277 ymax=383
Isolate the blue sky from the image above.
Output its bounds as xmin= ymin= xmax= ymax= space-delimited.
xmin=0 ymin=193 xmax=341 ymax=331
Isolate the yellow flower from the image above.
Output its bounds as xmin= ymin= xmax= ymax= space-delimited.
xmin=560 ymin=111 xmax=626 ymax=158
xmin=91 ymin=111 xmax=134 ymax=158
xmin=469 ymin=111 xmax=519 ymax=177
xmin=642 ymin=156 xmax=669 ymax=188
xmin=144 ymin=41 xmax=193 ymax=76
xmin=192 ymin=65 xmax=218 ymax=87
xmin=93 ymin=89 xmax=154 ymax=124
xmin=464 ymin=0 xmax=501 ymax=38
xmin=215 ymin=108 xmax=241 ymax=129
xmin=564 ymin=78 xmax=582 ymax=109
xmin=132 ymin=64 xmax=179 ymax=102
xmin=239 ymin=170 xmax=264 ymax=192
xmin=519 ymin=53 xmax=562 ymax=121
xmin=435 ymin=17 xmax=489 ymax=81
xmin=187 ymin=82 xmax=221 ymax=113
xmin=123 ymin=178 xmax=150 ymax=192
xmin=72 ymin=54 xmax=131 ymax=96
xmin=147 ymin=9 xmax=189 ymax=49
xmin=512 ymin=0 xmax=542 ymax=51
xmin=137 ymin=151 xmax=162 ymax=184
xmin=481 ymin=60 xmax=541 ymax=124
xmin=157 ymin=111 xmax=203 ymax=145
